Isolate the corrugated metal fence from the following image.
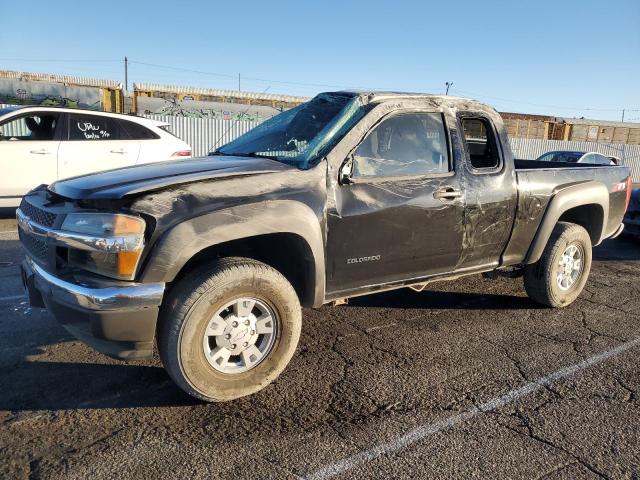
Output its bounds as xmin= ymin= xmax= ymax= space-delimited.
xmin=0 ymin=103 xmax=30 ymax=136
xmin=144 ymin=114 xmax=259 ymax=155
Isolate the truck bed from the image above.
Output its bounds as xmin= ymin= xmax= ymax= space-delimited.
xmin=501 ymin=160 xmax=630 ymax=266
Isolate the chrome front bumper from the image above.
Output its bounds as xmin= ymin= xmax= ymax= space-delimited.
xmin=23 ymin=256 xmax=164 ymax=311
xmin=21 ymin=256 xmax=165 ymax=360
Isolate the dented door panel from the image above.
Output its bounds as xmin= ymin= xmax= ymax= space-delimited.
xmin=324 ymin=100 xmax=467 ymax=295
xmin=455 ymin=113 xmax=518 ymax=270
xmin=326 ymin=175 xmax=464 ymax=293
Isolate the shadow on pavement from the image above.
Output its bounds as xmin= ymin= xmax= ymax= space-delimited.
xmin=0 ymin=361 xmax=199 ymax=411
xmin=0 ymin=238 xmax=24 ymax=267
xmin=594 ymin=235 xmax=640 ymax=261
xmin=0 ymin=207 xmax=17 ymax=219
xmin=345 ymin=288 xmax=538 ymax=310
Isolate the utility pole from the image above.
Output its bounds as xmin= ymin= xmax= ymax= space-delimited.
xmin=124 ymin=56 xmax=128 ymax=92
xmin=238 ymin=73 xmax=241 ymax=92
xmin=620 ymin=110 xmax=627 ymax=165
xmin=445 ymin=81 xmax=453 ymax=96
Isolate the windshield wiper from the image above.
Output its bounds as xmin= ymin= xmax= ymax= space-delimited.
xmin=211 ymin=150 xmax=280 ymax=160
xmin=243 ymin=152 xmax=281 ymax=161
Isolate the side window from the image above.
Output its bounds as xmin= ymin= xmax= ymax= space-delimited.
xmin=555 ymin=152 xmax=582 ymax=163
xmin=352 ymin=112 xmax=449 ymax=178
xmin=582 ymin=153 xmax=612 ymax=165
xmin=68 ymin=114 xmax=120 ymax=141
xmin=0 ymin=113 xmax=59 ymax=141
xmin=118 ymin=120 xmax=158 ymax=140
xmin=580 ymin=153 xmax=597 ymax=164
xmin=461 ymin=117 xmax=501 ymax=170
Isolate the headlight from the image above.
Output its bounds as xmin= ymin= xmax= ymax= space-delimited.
xmin=61 ymin=213 xmax=146 ymax=280
xmin=62 ymin=213 xmax=145 ymax=237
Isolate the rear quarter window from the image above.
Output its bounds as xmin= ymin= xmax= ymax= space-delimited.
xmin=159 ymin=125 xmax=179 ymax=137
xmin=460 ymin=116 xmax=501 ymax=171
xmin=118 ymin=120 xmax=159 ymax=140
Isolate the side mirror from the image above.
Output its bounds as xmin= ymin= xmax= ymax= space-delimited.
xmin=339 ymin=155 xmax=355 ymax=185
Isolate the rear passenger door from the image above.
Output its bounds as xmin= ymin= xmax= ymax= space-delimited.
xmin=117 ymin=119 xmax=166 ymax=165
xmin=57 ymin=113 xmax=140 ymax=179
xmin=456 ymin=114 xmax=517 ymax=269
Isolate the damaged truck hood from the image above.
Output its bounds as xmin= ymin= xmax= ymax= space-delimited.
xmin=48 ymin=155 xmax=295 ymax=200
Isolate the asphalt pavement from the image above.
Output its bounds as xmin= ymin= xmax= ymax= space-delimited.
xmin=1 ymin=216 xmax=639 ymax=479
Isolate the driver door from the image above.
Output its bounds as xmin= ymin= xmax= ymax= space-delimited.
xmin=326 ymin=110 xmax=465 ymax=295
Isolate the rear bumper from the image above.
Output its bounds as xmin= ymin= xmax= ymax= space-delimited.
xmin=21 ymin=256 xmax=165 ymax=360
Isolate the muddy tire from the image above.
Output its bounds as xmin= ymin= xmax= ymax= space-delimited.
xmin=157 ymin=257 xmax=301 ymax=402
xmin=523 ymin=222 xmax=592 ymax=308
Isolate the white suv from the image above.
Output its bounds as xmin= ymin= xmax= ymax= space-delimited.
xmin=0 ymin=106 xmax=192 ymax=207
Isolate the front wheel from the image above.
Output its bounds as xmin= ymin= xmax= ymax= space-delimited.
xmin=523 ymin=222 xmax=592 ymax=308
xmin=157 ymin=257 xmax=302 ymax=402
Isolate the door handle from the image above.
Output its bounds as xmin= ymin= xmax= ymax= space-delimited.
xmin=29 ymin=149 xmax=51 ymax=155
xmin=433 ymin=187 xmax=462 ymax=200
xmin=110 ymin=149 xmax=127 ymax=154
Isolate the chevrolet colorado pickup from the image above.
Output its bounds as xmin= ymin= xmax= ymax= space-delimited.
xmin=18 ymin=91 xmax=632 ymax=401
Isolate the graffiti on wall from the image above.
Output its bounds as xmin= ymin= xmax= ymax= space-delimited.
xmin=0 ymin=78 xmax=102 ymax=110
xmin=136 ymin=96 xmax=283 ymax=122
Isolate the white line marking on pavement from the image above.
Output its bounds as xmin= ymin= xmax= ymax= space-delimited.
xmin=0 ymin=294 xmax=26 ymax=302
xmin=305 ymin=337 xmax=640 ymax=480
xmin=366 ymin=323 xmax=397 ymax=332
xmin=0 ymin=230 xmax=17 ymax=235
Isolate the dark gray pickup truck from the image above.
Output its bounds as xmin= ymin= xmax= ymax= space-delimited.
xmin=18 ymin=91 xmax=632 ymax=401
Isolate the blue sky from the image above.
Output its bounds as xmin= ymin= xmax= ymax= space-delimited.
xmin=1 ymin=0 xmax=639 ymax=121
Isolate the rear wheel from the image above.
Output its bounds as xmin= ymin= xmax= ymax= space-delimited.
xmin=157 ymin=257 xmax=302 ymax=402
xmin=523 ymin=222 xmax=592 ymax=308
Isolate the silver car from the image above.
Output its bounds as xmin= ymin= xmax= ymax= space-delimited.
xmin=536 ymin=150 xmax=619 ymax=165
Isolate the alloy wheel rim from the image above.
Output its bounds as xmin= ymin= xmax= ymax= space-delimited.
xmin=556 ymin=243 xmax=584 ymax=291
xmin=202 ymin=297 xmax=278 ymax=374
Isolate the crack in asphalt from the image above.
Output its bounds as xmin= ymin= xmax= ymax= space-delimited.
xmin=504 ymin=409 xmax=610 ymax=479
xmin=305 ymin=337 xmax=640 ymax=480
xmin=533 ymin=462 xmax=583 ymax=480
xmin=581 ymin=289 xmax=640 ymax=320
xmin=614 ymin=377 xmax=637 ymax=403
xmin=27 ymin=458 xmax=40 ymax=480
xmin=479 ymin=335 xmax=563 ymax=400
xmin=246 ymin=450 xmax=305 ymax=480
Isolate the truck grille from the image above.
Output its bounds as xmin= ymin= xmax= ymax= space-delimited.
xmin=19 ymin=228 xmax=49 ymax=264
xmin=19 ymin=198 xmax=57 ymax=228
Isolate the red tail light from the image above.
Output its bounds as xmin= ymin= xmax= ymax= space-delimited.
xmin=172 ymin=150 xmax=192 ymax=157
xmin=624 ymin=176 xmax=633 ymax=213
